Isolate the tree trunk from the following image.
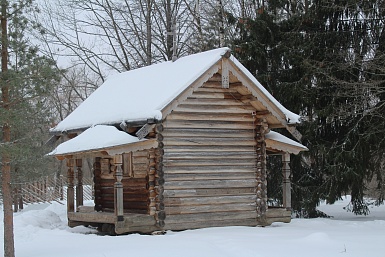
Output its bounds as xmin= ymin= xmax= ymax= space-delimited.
xmin=217 ymin=0 xmax=224 ymax=47
xmin=166 ymin=0 xmax=173 ymax=60
xmin=1 ymin=1 xmax=15 ymax=256
xmin=146 ymin=0 xmax=152 ymax=65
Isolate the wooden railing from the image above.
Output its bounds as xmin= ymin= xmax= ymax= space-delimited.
xmin=0 ymin=174 xmax=94 ymax=211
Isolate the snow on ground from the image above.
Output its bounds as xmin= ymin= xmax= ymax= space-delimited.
xmin=1 ymin=196 xmax=384 ymax=257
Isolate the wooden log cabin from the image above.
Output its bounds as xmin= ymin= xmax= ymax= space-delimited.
xmin=48 ymin=48 xmax=308 ymax=234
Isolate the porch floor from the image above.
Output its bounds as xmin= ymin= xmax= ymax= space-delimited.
xmin=68 ymin=206 xmax=158 ymax=234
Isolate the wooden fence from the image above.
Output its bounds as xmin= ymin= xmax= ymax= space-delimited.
xmin=0 ymin=174 xmax=94 ymax=211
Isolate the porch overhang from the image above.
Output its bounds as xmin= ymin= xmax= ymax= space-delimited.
xmin=48 ymin=125 xmax=157 ymax=160
xmin=265 ymin=131 xmax=308 ymax=155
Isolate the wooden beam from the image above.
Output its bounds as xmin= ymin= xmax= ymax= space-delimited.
xmin=286 ymin=126 xmax=303 ymax=141
xmin=222 ymin=58 xmax=229 ymax=88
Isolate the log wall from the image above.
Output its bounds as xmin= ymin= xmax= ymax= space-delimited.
xmin=94 ymin=150 xmax=150 ymax=214
xmin=161 ymin=75 xmax=260 ymax=230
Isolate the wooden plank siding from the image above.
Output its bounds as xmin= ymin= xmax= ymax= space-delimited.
xmin=161 ymin=76 xmax=260 ymax=230
xmin=95 ymin=150 xmax=150 ymax=214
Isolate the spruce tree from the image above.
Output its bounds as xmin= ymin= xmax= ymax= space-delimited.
xmin=232 ymin=0 xmax=385 ymax=216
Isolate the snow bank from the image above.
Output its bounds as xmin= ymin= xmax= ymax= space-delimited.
xmin=0 ymin=197 xmax=384 ymax=257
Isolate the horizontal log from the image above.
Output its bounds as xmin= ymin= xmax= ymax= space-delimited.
xmin=163 ymin=138 xmax=257 ymax=147
xmin=165 ymin=211 xmax=257 ymax=224
xmin=167 ymin=112 xmax=255 ymax=122
xmin=115 ymin=225 xmax=159 ymax=235
xmin=100 ymin=186 xmax=146 ymax=193
xmin=181 ymin=98 xmax=245 ymax=106
xmin=100 ymin=193 xmax=148 ymax=202
xmin=164 ymin=150 xmax=256 ymax=158
xmin=68 ymin=211 xmax=115 ymax=224
xmin=163 ymin=159 xmax=256 ymax=167
xmin=266 ymin=208 xmax=291 ymax=218
xmin=101 ymin=207 xmax=148 ymax=214
xmin=174 ymin=105 xmax=255 ymax=114
xmin=133 ymin=163 xmax=148 ymax=171
xmin=132 ymin=172 xmax=147 ymax=179
xmin=163 ymin=166 xmax=256 ymax=174
xmin=188 ymin=92 xmax=237 ymax=99
xmin=122 ymin=214 xmax=157 ymax=226
xmin=164 ymin=195 xmax=257 ymax=206
xmin=201 ymin=80 xmax=222 ymax=87
xmin=161 ymin=128 xmax=255 ymax=138
xmin=163 ymin=188 xmax=256 ymax=198
xmin=99 ymin=186 xmax=148 ymax=195
xmin=99 ymin=178 xmax=147 ymax=187
xmin=164 ymin=218 xmax=258 ymax=231
xmin=133 ymin=156 xmax=148 ymax=164
xmin=133 ymin=150 xmax=149 ymax=157
xmin=266 ymin=217 xmax=291 ymax=224
xmin=165 ymin=202 xmax=257 ymax=215
xmin=164 ymin=172 xmax=256 ymax=181
xmin=193 ymin=87 xmax=238 ymax=93
xmin=163 ymin=145 xmax=256 ymax=152
xmin=102 ymin=201 xmax=148 ymax=210
xmin=163 ymin=120 xmax=254 ymax=130
xmin=163 ymin=179 xmax=257 ymax=190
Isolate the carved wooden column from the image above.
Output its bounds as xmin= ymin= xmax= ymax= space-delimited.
xmin=113 ymin=154 xmax=124 ymax=221
xmin=76 ymin=159 xmax=83 ymax=209
xmin=93 ymin=157 xmax=102 ymax=211
xmin=282 ymin=153 xmax=291 ymax=210
xmin=155 ymin=124 xmax=166 ymax=229
xmin=255 ymin=118 xmax=269 ymax=224
xmin=147 ymin=148 xmax=157 ymax=216
xmin=66 ymin=159 xmax=75 ymax=213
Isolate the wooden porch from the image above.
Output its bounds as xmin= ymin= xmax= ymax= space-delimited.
xmin=266 ymin=207 xmax=291 ymax=225
xmin=68 ymin=206 xmax=158 ymax=234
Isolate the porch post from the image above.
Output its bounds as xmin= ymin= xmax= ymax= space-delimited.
xmin=76 ymin=159 xmax=83 ymax=209
xmin=282 ymin=153 xmax=291 ymax=210
xmin=66 ymin=158 xmax=75 ymax=213
xmin=255 ymin=118 xmax=269 ymax=224
xmin=113 ymin=154 xmax=124 ymax=221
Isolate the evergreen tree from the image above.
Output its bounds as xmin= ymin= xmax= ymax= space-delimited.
xmin=1 ymin=1 xmax=60 ymax=256
xmin=232 ymin=0 xmax=385 ymax=216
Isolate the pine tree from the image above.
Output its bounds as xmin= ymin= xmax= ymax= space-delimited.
xmin=1 ymin=1 xmax=60 ymax=256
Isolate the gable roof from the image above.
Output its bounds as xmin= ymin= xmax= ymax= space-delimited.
xmin=51 ymin=48 xmax=300 ymax=134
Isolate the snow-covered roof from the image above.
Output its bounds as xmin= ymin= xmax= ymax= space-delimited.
xmin=51 ymin=47 xmax=300 ymax=133
xmin=265 ymin=131 xmax=308 ymax=154
xmin=231 ymin=57 xmax=300 ymax=124
xmin=48 ymin=125 xmax=155 ymax=157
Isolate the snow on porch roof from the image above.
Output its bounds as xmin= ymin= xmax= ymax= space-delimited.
xmin=48 ymin=125 xmax=156 ymax=158
xmin=51 ymin=47 xmax=300 ymax=133
xmin=265 ymin=131 xmax=308 ymax=155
